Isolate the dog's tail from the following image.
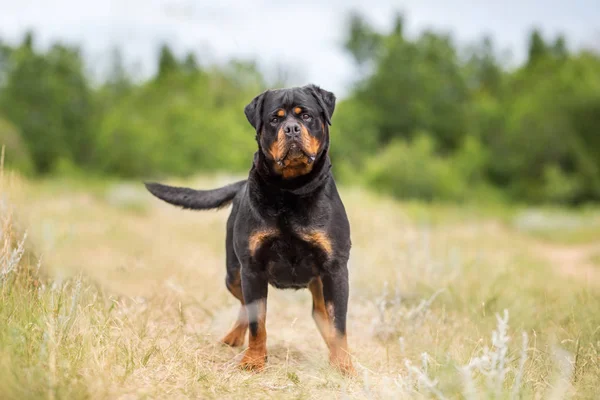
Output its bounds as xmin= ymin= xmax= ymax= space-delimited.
xmin=144 ymin=180 xmax=246 ymax=210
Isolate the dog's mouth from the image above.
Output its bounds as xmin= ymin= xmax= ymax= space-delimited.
xmin=276 ymin=142 xmax=316 ymax=167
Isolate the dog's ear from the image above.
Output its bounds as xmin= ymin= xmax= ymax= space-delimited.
xmin=305 ymin=84 xmax=336 ymax=126
xmin=244 ymin=90 xmax=268 ymax=133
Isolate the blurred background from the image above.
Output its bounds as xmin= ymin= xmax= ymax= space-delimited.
xmin=2 ymin=2 xmax=600 ymax=398
xmin=1 ymin=0 xmax=599 ymax=205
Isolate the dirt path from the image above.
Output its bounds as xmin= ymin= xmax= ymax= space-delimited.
xmin=533 ymin=241 xmax=600 ymax=286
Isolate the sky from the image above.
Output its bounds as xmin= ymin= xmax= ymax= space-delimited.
xmin=1 ymin=0 xmax=599 ymax=96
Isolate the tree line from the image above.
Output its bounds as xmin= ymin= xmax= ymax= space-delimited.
xmin=1 ymin=13 xmax=599 ymax=205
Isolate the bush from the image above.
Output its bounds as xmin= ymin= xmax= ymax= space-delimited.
xmin=363 ymin=135 xmax=467 ymax=201
xmin=329 ymin=97 xmax=379 ymax=165
xmin=362 ymin=134 xmax=498 ymax=202
xmin=541 ymin=164 xmax=582 ymax=204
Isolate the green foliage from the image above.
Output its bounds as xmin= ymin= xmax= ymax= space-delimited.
xmin=486 ymin=52 xmax=600 ymax=203
xmin=362 ymin=134 xmax=493 ymax=202
xmin=329 ymin=97 xmax=379 ymax=164
xmin=0 ymin=117 xmax=33 ymax=175
xmin=541 ymin=164 xmax=582 ymax=204
xmin=363 ymin=135 xmax=464 ymax=201
xmin=0 ymin=16 xmax=599 ymax=205
xmin=348 ymin=26 xmax=471 ymax=152
xmin=0 ymin=36 xmax=263 ymax=179
xmin=95 ymin=62 xmax=261 ymax=177
xmin=157 ymin=44 xmax=179 ymax=80
xmin=527 ymin=29 xmax=548 ymax=67
xmin=343 ymin=12 xmax=383 ymax=66
xmin=0 ymin=34 xmax=94 ymax=174
xmin=337 ymin=13 xmax=600 ymax=205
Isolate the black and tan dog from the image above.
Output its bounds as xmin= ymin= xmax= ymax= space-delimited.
xmin=144 ymin=84 xmax=355 ymax=375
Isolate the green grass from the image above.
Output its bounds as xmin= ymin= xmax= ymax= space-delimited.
xmin=2 ymin=173 xmax=600 ymax=399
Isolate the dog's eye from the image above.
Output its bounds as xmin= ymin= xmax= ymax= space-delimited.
xmin=302 ymin=113 xmax=311 ymax=121
xmin=270 ymin=117 xmax=279 ymax=125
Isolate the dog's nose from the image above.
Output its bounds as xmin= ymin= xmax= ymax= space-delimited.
xmin=283 ymin=122 xmax=301 ymax=138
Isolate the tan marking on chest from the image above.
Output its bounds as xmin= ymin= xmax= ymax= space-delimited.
xmin=249 ymin=229 xmax=278 ymax=256
xmin=299 ymin=230 xmax=333 ymax=256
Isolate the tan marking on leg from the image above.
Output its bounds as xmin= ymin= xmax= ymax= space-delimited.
xmin=239 ymin=299 xmax=267 ymax=371
xmin=307 ymin=285 xmax=356 ymax=376
xmin=324 ymin=301 xmax=355 ymax=376
xmin=329 ymin=331 xmax=356 ymax=376
xmin=221 ymin=271 xmax=247 ymax=346
xmin=220 ymin=305 xmax=248 ymax=347
xmin=226 ymin=270 xmax=243 ymax=301
xmin=308 ymin=277 xmax=333 ymax=348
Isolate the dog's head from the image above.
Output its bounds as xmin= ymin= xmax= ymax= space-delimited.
xmin=244 ymin=84 xmax=336 ymax=179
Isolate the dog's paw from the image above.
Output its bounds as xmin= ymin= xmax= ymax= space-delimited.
xmin=330 ymin=354 xmax=357 ymax=377
xmin=239 ymin=348 xmax=267 ymax=372
xmin=220 ymin=326 xmax=246 ymax=347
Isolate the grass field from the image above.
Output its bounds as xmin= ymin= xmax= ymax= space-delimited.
xmin=2 ymin=170 xmax=600 ymax=399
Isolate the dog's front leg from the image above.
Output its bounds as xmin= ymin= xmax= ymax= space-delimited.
xmin=322 ymin=265 xmax=356 ymax=376
xmin=239 ymin=265 xmax=268 ymax=371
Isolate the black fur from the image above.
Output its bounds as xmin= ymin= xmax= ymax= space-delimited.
xmin=144 ymin=180 xmax=246 ymax=210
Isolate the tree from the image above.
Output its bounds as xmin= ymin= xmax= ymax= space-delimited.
xmin=466 ymin=36 xmax=503 ymax=96
xmin=527 ymin=29 xmax=548 ymax=66
xmin=0 ymin=39 xmax=12 ymax=88
xmin=552 ymin=34 xmax=568 ymax=59
xmin=157 ymin=44 xmax=179 ymax=79
xmin=343 ymin=12 xmax=382 ymax=67
xmin=338 ymin=12 xmax=600 ymax=204
xmin=22 ymin=31 xmax=34 ymax=50
xmin=0 ymin=38 xmax=94 ymax=173
xmin=486 ymin=51 xmax=600 ymax=203
xmin=349 ymin=28 xmax=471 ymax=151
xmin=182 ymin=52 xmax=199 ymax=75
xmin=106 ymin=47 xmax=131 ymax=93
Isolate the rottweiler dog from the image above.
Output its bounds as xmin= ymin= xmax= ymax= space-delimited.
xmin=144 ymin=84 xmax=355 ymax=375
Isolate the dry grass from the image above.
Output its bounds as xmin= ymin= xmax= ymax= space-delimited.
xmin=2 ymin=171 xmax=600 ymax=399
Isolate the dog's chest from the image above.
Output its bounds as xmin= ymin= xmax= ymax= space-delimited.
xmin=250 ymin=229 xmax=331 ymax=289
